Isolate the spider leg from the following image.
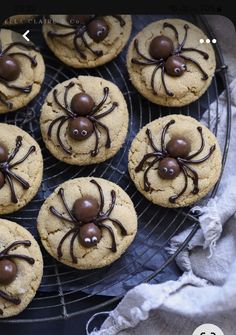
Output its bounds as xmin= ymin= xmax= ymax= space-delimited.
xmin=0 ymin=291 xmax=21 ymax=305
xmin=7 ymin=136 xmax=23 ymax=163
xmin=180 ymin=55 xmax=208 ymax=80
xmin=179 ymin=24 xmax=189 ymax=49
xmin=5 ymin=169 xmax=30 ymax=189
xmin=53 ymin=89 xmax=74 ymax=117
xmin=103 ymin=190 xmax=116 ymax=217
xmin=5 ymin=174 xmax=17 ymax=203
xmin=90 ymin=179 xmax=104 ymax=213
xmin=179 ymin=161 xmax=199 ymax=194
xmin=81 ymin=35 xmax=103 ymax=57
xmin=0 ymin=93 xmax=13 ymax=109
xmin=161 ymin=66 xmax=174 ymax=96
xmin=143 ymin=157 xmax=161 ymax=192
xmin=135 ymin=153 xmax=162 ymax=173
xmin=57 ymin=227 xmax=78 ymax=259
xmin=185 ymin=127 xmax=204 ymax=160
xmin=163 ymin=22 xmax=179 ymax=43
xmin=48 ymin=30 xmax=75 ymax=38
xmin=48 ymin=116 xmax=68 ymax=139
xmin=70 ymin=230 xmax=80 ymax=263
xmin=151 ymin=63 xmax=162 ymax=95
xmin=0 ymin=240 xmax=31 ymax=255
xmin=90 ymin=87 xmax=109 ymax=115
xmin=9 ymin=146 xmax=35 ymax=168
xmin=131 ymin=59 xmax=157 ymax=66
xmin=1 ymin=254 xmax=35 ymax=264
xmin=97 ymin=222 xmax=117 ymax=252
xmin=181 ymin=144 xmax=216 ymax=164
xmin=49 ymin=206 xmax=75 ymax=223
xmin=132 ymin=39 xmax=156 ymax=63
xmin=7 ymin=52 xmax=37 ymax=66
xmin=2 ymin=42 xmax=39 ymax=55
xmin=146 ymin=128 xmax=161 ymax=152
xmin=161 ymin=119 xmax=175 ymax=154
xmin=64 ymin=82 xmax=75 ymax=111
xmin=90 ymin=122 xmax=100 ymax=157
xmin=58 ymin=187 xmax=77 ymax=222
xmin=99 ymin=217 xmax=127 ymax=236
xmin=57 ymin=116 xmax=72 ymax=154
xmin=73 ymin=34 xmax=86 ymax=59
xmin=93 ymin=102 xmax=118 ymax=120
xmin=111 ymin=15 xmax=126 ymax=27
xmin=169 ymin=165 xmax=188 ymax=203
xmin=181 ymin=48 xmax=209 ymax=59
xmin=90 ymin=117 xmax=111 ymax=149
xmin=0 ymin=78 xmax=32 ymax=93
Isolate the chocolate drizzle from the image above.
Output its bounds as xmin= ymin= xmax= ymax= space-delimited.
xmin=49 ymin=179 xmax=127 ymax=263
xmin=47 ymin=15 xmax=126 ymax=59
xmin=0 ymin=41 xmax=39 ymax=109
xmin=0 ymin=136 xmax=36 ymax=203
xmin=131 ymin=22 xmax=209 ymax=96
xmin=0 ymin=240 xmax=35 ymax=315
xmin=47 ymin=82 xmax=118 ymax=156
xmin=135 ymin=120 xmax=216 ymax=203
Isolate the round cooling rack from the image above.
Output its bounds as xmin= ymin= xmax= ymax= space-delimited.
xmin=0 ymin=14 xmax=231 ymax=322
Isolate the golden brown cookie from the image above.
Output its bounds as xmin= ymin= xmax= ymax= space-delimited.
xmin=0 ymin=219 xmax=43 ymax=318
xmin=42 ymin=15 xmax=132 ymax=68
xmin=0 ymin=124 xmax=43 ymax=214
xmin=129 ymin=115 xmax=222 ymax=207
xmin=127 ymin=19 xmax=216 ymax=107
xmin=37 ymin=177 xmax=137 ymax=269
xmin=0 ymin=29 xmax=45 ymax=114
xmin=40 ymin=75 xmax=129 ymax=165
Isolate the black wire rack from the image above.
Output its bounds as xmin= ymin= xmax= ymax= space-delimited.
xmin=0 ymin=14 xmax=231 ymax=323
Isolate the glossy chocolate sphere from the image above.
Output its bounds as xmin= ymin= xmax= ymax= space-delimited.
xmin=73 ymin=196 xmax=100 ymax=222
xmin=87 ymin=19 xmax=109 ymax=42
xmin=0 ymin=259 xmax=17 ymax=285
xmin=79 ymin=223 xmax=102 ymax=247
xmin=165 ymin=56 xmax=186 ymax=76
xmin=158 ymin=157 xmax=180 ymax=179
xmin=0 ymin=55 xmax=21 ymax=82
xmin=166 ymin=137 xmax=191 ymax=158
xmin=68 ymin=117 xmax=93 ymax=140
xmin=70 ymin=93 xmax=95 ymax=115
xmin=149 ymin=36 xmax=174 ymax=60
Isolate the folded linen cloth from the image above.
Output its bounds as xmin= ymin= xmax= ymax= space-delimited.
xmin=89 ymin=15 xmax=236 ymax=335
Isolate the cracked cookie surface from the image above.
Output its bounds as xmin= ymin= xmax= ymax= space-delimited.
xmin=0 ymin=29 xmax=45 ymax=114
xmin=37 ymin=177 xmax=137 ymax=269
xmin=126 ymin=19 xmax=216 ymax=107
xmin=0 ymin=219 xmax=43 ymax=318
xmin=40 ymin=75 xmax=129 ymax=165
xmin=43 ymin=15 xmax=132 ymax=68
xmin=128 ymin=115 xmax=222 ymax=208
xmin=0 ymin=124 xmax=43 ymax=214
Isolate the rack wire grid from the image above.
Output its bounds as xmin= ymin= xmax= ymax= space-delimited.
xmin=0 ymin=14 xmax=231 ymax=323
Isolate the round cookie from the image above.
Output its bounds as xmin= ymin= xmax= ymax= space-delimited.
xmin=0 ymin=124 xmax=43 ymax=214
xmin=127 ymin=19 xmax=216 ymax=107
xmin=37 ymin=177 xmax=137 ymax=269
xmin=0 ymin=29 xmax=45 ymax=114
xmin=40 ymin=75 xmax=129 ymax=165
xmin=129 ymin=115 xmax=222 ymax=208
xmin=42 ymin=15 xmax=132 ymax=68
xmin=0 ymin=219 xmax=43 ymax=318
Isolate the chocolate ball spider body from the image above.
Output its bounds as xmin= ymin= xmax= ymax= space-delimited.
xmin=0 ymin=136 xmax=35 ymax=203
xmin=48 ymin=82 xmax=118 ymax=156
xmin=131 ymin=22 xmax=209 ymax=96
xmin=0 ymin=39 xmax=39 ymax=109
xmin=135 ymin=120 xmax=216 ymax=203
xmin=48 ymin=15 xmax=125 ymax=59
xmin=0 ymin=240 xmax=35 ymax=314
xmin=49 ymin=179 xmax=128 ymax=263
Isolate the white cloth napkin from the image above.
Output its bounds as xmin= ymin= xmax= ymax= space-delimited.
xmin=88 ymin=15 xmax=236 ymax=335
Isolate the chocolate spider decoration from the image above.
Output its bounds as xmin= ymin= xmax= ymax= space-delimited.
xmin=0 ymin=240 xmax=35 ymax=315
xmin=131 ymin=22 xmax=209 ymax=96
xmin=0 ymin=39 xmax=38 ymax=109
xmin=49 ymin=179 xmax=127 ymax=263
xmin=0 ymin=136 xmax=35 ymax=203
xmin=135 ymin=120 xmax=216 ymax=203
xmin=47 ymin=15 xmax=125 ymax=59
xmin=48 ymin=82 xmax=118 ymax=156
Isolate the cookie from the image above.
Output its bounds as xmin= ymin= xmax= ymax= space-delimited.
xmin=0 ymin=124 xmax=43 ymax=214
xmin=127 ymin=19 xmax=216 ymax=107
xmin=129 ymin=115 xmax=222 ymax=208
xmin=42 ymin=15 xmax=132 ymax=68
xmin=37 ymin=177 xmax=137 ymax=269
xmin=40 ymin=75 xmax=129 ymax=165
xmin=0 ymin=29 xmax=45 ymax=114
xmin=0 ymin=219 xmax=43 ymax=318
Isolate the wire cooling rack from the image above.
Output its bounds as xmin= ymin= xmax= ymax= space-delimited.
xmin=0 ymin=15 xmax=231 ymax=322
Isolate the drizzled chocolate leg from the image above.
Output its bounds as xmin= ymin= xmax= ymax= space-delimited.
xmin=103 ymin=190 xmax=116 ymax=217
xmin=94 ymin=102 xmax=118 ymax=119
xmin=2 ymin=42 xmax=39 ymax=55
xmin=0 ymin=240 xmax=31 ymax=255
xmin=180 ymin=55 xmax=208 ymax=80
xmin=81 ymin=35 xmax=103 ymax=57
xmin=6 ymin=169 xmax=30 ymax=189
xmin=91 ymin=87 xmax=109 ymax=114
xmin=135 ymin=153 xmax=161 ymax=173
xmin=0 ymin=94 xmax=12 ymax=109
xmin=105 ymin=218 xmax=127 ymax=236
xmin=5 ymin=174 xmax=17 ymax=203
xmin=161 ymin=66 xmax=173 ymax=96
xmin=179 ymin=24 xmax=189 ymax=49
xmin=163 ymin=22 xmax=179 ymax=42
xmin=53 ymin=89 xmax=74 ymax=116
xmin=64 ymin=82 xmax=75 ymax=110
xmin=48 ymin=116 xmax=68 ymax=137
xmin=90 ymin=122 xmax=99 ymax=157
xmin=7 ymin=52 xmax=37 ymax=66
xmin=132 ymin=39 xmax=156 ymax=63
xmin=143 ymin=157 xmax=161 ymax=192
xmin=161 ymin=120 xmax=175 ymax=154
xmin=73 ymin=35 xmax=86 ymax=59
xmin=185 ymin=127 xmax=204 ymax=160
xmin=7 ymin=136 xmax=23 ymax=163
xmin=180 ymin=162 xmax=199 ymax=194
xmin=151 ymin=64 xmax=162 ymax=95
xmin=90 ymin=179 xmax=104 ymax=213
xmin=9 ymin=146 xmax=35 ymax=168
xmin=111 ymin=15 xmax=126 ymax=27
xmin=91 ymin=118 xmax=111 ymax=148
xmin=146 ymin=128 xmax=161 ymax=152
xmin=50 ymin=206 xmax=74 ymax=223
xmin=169 ymin=165 xmax=188 ymax=203
xmin=57 ymin=117 xmax=72 ymax=154
xmin=181 ymin=144 xmax=216 ymax=164
xmin=181 ymin=48 xmax=209 ymax=59
xmin=97 ymin=222 xmax=116 ymax=252
xmin=58 ymin=188 xmax=76 ymax=221
xmin=70 ymin=230 xmax=80 ymax=263
xmin=0 ymin=78 xmax=32 ymax=93
xmin=0 ymin=291 xmax=21 ymax=305
xmin=57 ymin=227 xmax=78 ymax=259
